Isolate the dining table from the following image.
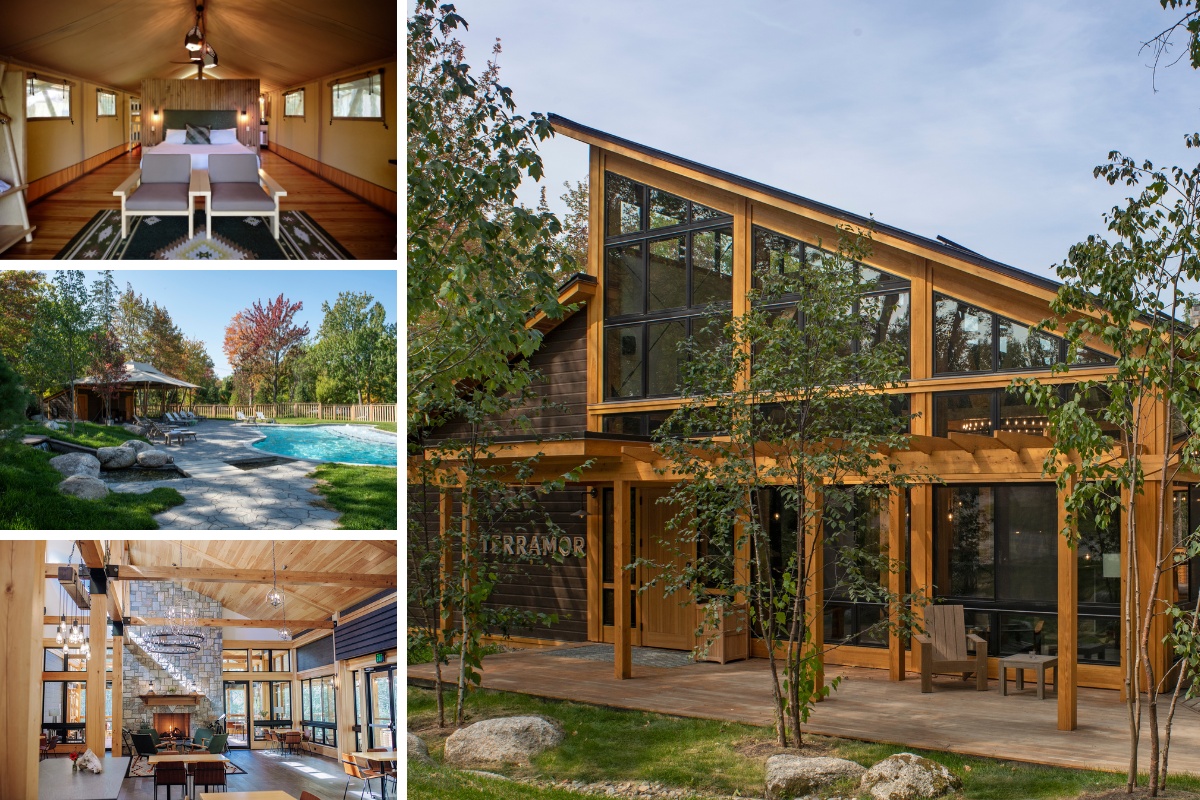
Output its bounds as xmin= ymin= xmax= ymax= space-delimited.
xmin=201 ymin=793 xmax=296 ymax=800
xmin=351 ymin=751 xmax=398 ymax=799
xmin=148 ymin=752 xmax=230 ymax=797
xmin=38 ymin=755 xmax=130 ymax=800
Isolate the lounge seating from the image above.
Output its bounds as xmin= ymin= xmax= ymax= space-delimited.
xmin=113 ymin=153 xmax=199 ymax=239
xmin=256 ymin=411 xmax=276 ymax=424
xmin=130 ymin=732 xmax=161 ymax=770
xmin=141 ymin=727 xmax=177 ymax=752
xmin=915 ymin=604 xmax=988 ymax=693
xmin=144 ymin=419 xmax=196 ymax=446
xmin=179 ymin=726 xmax=212 ymax=751
xmin=165 ymin=411 xmax=196 ymax=427
xmin=181 ymin=410 xmax=204 ymax=423
xmin=236 ymin=411 xmax=256 ymax=425
xmin=205 ymin=732 xmax=229 ymax=754
xmin=207 ymin=153 xmax=287 ymax=239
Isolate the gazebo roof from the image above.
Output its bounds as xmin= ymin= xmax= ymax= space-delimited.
xmin=74 ymin=361 xmax=200 ymax=390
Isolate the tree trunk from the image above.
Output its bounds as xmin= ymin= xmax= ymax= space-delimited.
xmin=1159 ymin=595 xmax=1200 ymax=788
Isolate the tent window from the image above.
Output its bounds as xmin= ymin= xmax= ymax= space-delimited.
xmin=97 ymin=90 xmax=116 ymax=118
xmin=332 ymin=74 xmax=382 ymax=120
xmin=28 ymin=77 xmax=71 ymax=120
xmin=284 ymin=89 xmax=304 ymax=118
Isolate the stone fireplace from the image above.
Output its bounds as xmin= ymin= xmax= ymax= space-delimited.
xmin=153 ymin=712 xmax=191 ymax=738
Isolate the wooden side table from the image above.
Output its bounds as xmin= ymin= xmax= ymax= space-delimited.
xmin=999 ymin=653 xmax=1058 ymax=699
xmin=189 ymin=169 xmax=210 ymax=239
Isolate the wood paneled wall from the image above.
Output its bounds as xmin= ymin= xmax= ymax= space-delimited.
xmin=272 ymin=142 xmax=396 ymax=213
xmin=140 ymin=78 xmax=259 ymax=151
xmin=26 ymin=143 xmax=128 ymax=204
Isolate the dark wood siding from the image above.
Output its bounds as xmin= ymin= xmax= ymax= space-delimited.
xmin=296 ymin=634 xmax=335 ymax=671
xmin=334 ymin=603 xmax=398 ymax=661
xmin=429 ymin=310 xmax=588 ymax=441
xmin=406 ymin=483 xmax=447 ymax=631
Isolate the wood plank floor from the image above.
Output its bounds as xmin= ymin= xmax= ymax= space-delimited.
xmin=1 ymin=150 xmax=397 ymax=260
xmin=408 ymin=646 xmax=1200 ymax=776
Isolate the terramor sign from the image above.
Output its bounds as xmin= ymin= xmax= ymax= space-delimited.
xmin=484 ymin=534 xmax=586 ymax=559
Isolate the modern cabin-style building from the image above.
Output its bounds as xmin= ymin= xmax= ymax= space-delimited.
xmin=409 ymin=116 xmax=1196 ymax=733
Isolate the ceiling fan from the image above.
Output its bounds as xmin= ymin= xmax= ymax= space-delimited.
xmin=168 ymin=2 xmax=218 ymax=73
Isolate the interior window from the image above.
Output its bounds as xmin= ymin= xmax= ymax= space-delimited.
xmin=331 ymin=73 xmax=382 ymax=119
xmin=27 ymin=77 xmax=71 ymax=119
xmin=284 ymin=89 xmax=305 ymax=117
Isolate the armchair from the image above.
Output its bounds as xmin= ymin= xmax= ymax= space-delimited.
xmin=112 ymin=154 xmax=197 ymax=239
xmin=915 ymin=604 xmax=989 ymax=693
xmin=207 ymin=153 xmax=287 ymax=238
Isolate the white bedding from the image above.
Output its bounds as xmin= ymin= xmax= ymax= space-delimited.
xmin=141 ymin=142 xmax=260 ymax=171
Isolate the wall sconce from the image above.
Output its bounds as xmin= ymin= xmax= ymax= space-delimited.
xmin=571 ymin=487 xmax=598 ymax=518
xmin=241 ymin=108 xmax=249 ymax=132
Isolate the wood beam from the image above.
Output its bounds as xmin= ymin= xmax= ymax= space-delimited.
xmin=613 ymin=479 xmax=632 ymax=679
xmin=85 ymin=598 xmax=106 ymax=753
xmin=947 ymin=432 xmax=1010 ymax=453
xmin=111 ymin=632 xmax=123 ymax=757
xmin=903 ymin=435 xmax=964 ymax=454
xmin=77 ymin=540 xmax=106 ymax=570
xmin=360 ymin=540 xmax=398 ymax=557
xmin=1 ymin=541 xmax=46 ymax=800
xmin=887 ymin=488 xmax=906 ymax=682
xmin=805 ymin=489 xmax=825 ymax=694
xmin=107 ymin=565 xmax=395 ymax=589
xmin=129 ymin=617 xmax=334 ymax=630
xmin=1058 ymin=474 xmax=1078 ymax=731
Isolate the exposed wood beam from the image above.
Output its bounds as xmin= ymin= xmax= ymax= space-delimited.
xmin=903 ymin=435 xmax=965 ymax=454
xmin=947 ymin=433 xmax=1010 ymax=453
xmin=76 ymin=540 xmax=106 ymax=569
xmin=992 ymin=430 xmax=1054 ymax=452
xmin=52 ymin=565 xmax=394 ymax=589
xmin=621 ymin=445 xmax=660 ymax=464
xmin=130 ymin=617 xmax=334 ymax=630
xmin=361 ymin=540 xmax=398 ymax=557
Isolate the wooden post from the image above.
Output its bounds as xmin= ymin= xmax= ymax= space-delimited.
xmin=1057 ymin=475 xmax=1078 ymax=731
xmin=86 ymin=594 xmax=107 ymax=753
xmin=111 ymin=629 xmax=123 ymax=756
xmin=586 ymin=488 xmax=603 ymax=642
xmin=804 ymin=489 xmax=824 ymax=693
xmin=0 ymin=540 xmax=47 ymax=800
xmin=438 ymin=490 xmax=454 ymax=640
xmin=613 ymin=480 xmax=632 ymax=679
xmin=585 ymin=146 xmax=604 ymax=431
xmin=888 ymin=487 xmax=907 ymax=681
xmin=909 ymin=483 xmax=934 ymax=675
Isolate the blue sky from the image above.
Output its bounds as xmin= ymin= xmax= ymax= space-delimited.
xmin=72 ymin=270 xmax=397 ymax=377
xmin=450 ymin=1 xmax=1200 ymax=280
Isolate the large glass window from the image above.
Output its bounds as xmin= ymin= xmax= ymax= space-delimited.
xmin=42 ymin=681 xmax=86 ymax=744
xmin=822 ymin=487 xmax=889 ymax=648
xmin=252 ymin=680 xmax=292 ymax=741
xmin=331 ymin=73 xmax=383 ymax=119
xmin=44 ymin=648 xmax=86 ymax=672
xmin=28 ymin=77 xmax=71 ymax=119
xmin=249 ymin=649 xmax=289 ymax=672
xmin=222 ymin=650 xmax=248 ymax=672
xmin=300 ymin=676 xmax=337 ymax=746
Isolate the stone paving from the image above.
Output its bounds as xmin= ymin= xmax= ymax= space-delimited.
xmin=107 ymin=419 xmax=341 ymax=530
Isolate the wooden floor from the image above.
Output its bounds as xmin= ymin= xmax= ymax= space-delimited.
xmin=1 ymin=149 xmax=396 ymax=260
xmin=408 ymin=646 xmax=1200 ymax=776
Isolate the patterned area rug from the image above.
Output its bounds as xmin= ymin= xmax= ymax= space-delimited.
xmin=127 ymin=756 xmax=249 ymax=778
xmin=55 ymin=209 xmax=354 ymax=260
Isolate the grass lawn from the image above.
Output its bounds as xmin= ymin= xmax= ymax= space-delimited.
xmin=0 ymin=438 xmax=184 ymax=529
xmin=308 ymin=462 xmax=397 ymax=529
xmin=274 ymin=416 xmax=398 ymax=432
xmin=14 ymin=420 xmax=148 ymax=448
xmin=408 ymin=686 xmax=1200 ymax=800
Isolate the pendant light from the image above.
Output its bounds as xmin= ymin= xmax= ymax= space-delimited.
xmin=184 ymin=5 xmax=204 ymax=51
xmin=202 ymin=43 xmax=218 ymax=69
xmin=277 ymin=589 xmax=290 ymax=641
xmin=266 ymin=541 xmax=283 ymax=608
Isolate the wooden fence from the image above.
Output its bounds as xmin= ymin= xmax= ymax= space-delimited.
xmin=143 ymin=403 xmax=397 ymax=423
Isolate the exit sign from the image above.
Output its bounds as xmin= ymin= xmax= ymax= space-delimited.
xmin=375 ymin=652 xmax=385 ymax=663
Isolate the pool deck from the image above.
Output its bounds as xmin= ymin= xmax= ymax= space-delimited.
xmin=108 ymin=419 xmax=342 ymax=529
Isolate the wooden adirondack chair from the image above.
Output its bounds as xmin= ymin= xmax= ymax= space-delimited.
xmin=915 ymin=604 xmax=988 ymax=692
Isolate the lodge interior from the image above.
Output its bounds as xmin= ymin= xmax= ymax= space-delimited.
xmin=1 ymin=540 xmax=399 ymax=800
xmin=0 ymin=0 xmax=397 ymax=260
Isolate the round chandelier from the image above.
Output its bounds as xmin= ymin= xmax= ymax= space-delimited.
xmin=145 ymin=541 xmax=205 ymax=655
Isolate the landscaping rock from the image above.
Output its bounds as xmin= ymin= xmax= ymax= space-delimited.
xmin=120 ymin=439 xmax=154 ymax=455
xmin=765 ymin=755 xmax=866 ymax=800
xmin=49 ymin=452 xmax=101 ymax=479
xmin=122 ymin=424 xmax=145 ymax=435
xmin=859 ymin=753 xmax=961 ymax=800
xmin=408 ymin=731 xmax=434 ymax=766
xmin=465 ymin=770 xmax=511 ymax=781
xmin=443 ymin=715 xmax=565 ymax=767
xmin=97 ymin=446 xmax=138 ymax=470
xmin=59 ymin=475 xmax=110 ymax=500
xmin=43 ymin=420 xmax=62 ymax=430
xmin=137 ymin=449 xmax=173 ymax=468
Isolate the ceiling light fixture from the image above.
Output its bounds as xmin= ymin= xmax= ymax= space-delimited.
xmin=277 ymin=588 xmax=290 ymax=641
xmin=202 ymin=42 xmax=218 ymax=69
xmin=145 ymin=541 xmax=204 ymax=656
xmin=266 ymin=541 xmax=283 ymax=608
xmin=184 ymin=4 xmax=204 ymax=51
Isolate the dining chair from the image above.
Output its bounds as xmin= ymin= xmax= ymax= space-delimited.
xmin=193 ymin=760 xmax=227 ymax=794
xmin=153 ymin=761 xmax=188 ymax=800
xmin=368 ymin=747 xmax=397 ymax=796
xmin=300 ymin=793 xmax=321 ymax=800
xmin=341 ymin=752 xmax=382 ymax=800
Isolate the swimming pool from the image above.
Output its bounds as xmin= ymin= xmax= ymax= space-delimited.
xmin=249 ymin=425 xmax=397 ymax=466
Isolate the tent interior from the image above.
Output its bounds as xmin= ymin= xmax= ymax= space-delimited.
xmin=0 ymin=0 xmax=398 ymax=260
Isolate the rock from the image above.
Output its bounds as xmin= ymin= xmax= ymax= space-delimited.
xmin=859 ymin=753 xmax=961 ymax=800
xmin=443 ymin=715 xmax=565 ymax=767
xmin=408 ymin=731 xmax=434 ymax=766
xmin=122 ymin=424 xmax=145 ymax=435
xmin=49 ymin=452 xmax=101 ymax=479
xmin=59 ymin=475 xmax=109 ymax=500
xmin=43 ymin=420 xmax=62 ymax=430
xmin=137 ymin=449 xmax=173 ymax=468
xmin=464 ymin=770 xmax=511 ymax=780
xmin=120 ymin=439 xmax=154 ymax=454
xmin=765 ymin=755 xmax=866 ymax=800
xmin=97 ymin=446 xmax=138 ymax=470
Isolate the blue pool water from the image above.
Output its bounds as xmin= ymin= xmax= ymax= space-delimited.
xmin=250 ymin=425 xmax=397 ymax=466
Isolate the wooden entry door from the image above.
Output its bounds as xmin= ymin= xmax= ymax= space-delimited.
xmin=639 ymin=488 xmax=695 ymax=650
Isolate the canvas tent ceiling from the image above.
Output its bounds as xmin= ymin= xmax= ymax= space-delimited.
xmin=0 ymin=0 xmax=397 ymax=94
xmin=74 ymin=361 xmax=199 ymax=389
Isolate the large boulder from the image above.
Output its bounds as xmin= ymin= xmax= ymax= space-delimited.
xmin=137 ymin=449 xmax=173 ymax=468
xmin=443 ymin=716 xmax=565 ymax=767
xmin=765 ymin=755 xmax=866 ymax=800
xmin=97 ymin=446 xmax=138 ymax=470
xmin=408 ymin=731 xmax=434 ymax=766
xmin=43 ymin=420 xmax=62 ymax=430
xmin=59 ymin=475 xmax=109 ymax=500
xmin=120 ymin=439 xmax=154 ymax=455
xmin=49 ymin=452 xmax=101 ymax=479
xmin=859 ymin=753 xmax=961 ymax=800
xmin=122 ymin=423 xmax=146 ymax=436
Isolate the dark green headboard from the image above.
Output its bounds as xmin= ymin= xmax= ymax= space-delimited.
xmin=163 ymin=110 xmax=237 ymax=131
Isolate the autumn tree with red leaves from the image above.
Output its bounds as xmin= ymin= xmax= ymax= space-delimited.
xmin=89 ymin=328 xmax=126 ymax=422
xmin=223 ymin=295 xmax=310 ymax=404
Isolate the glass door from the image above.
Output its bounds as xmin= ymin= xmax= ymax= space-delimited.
xmin=365 ymin=666 xmax=396 ymax=749
xmin=224 ymin=680 xmax=250 ymax=748
xmin=252 ymin=681 xmax=292 ymax=744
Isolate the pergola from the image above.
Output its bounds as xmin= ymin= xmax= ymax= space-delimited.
xmin=73 ymin=361 xmax=200 ymax=417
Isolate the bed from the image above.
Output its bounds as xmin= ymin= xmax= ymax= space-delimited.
xmin=141 ymin=110 xmax=260 ymax=170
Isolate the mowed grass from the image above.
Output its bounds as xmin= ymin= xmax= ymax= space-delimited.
xmin=275 ymin=416 xmax=398 ymax=432
xmin=308 ymin=462 xmax=397 ymax=529
xmin=407 ymin=686 xmax=1200 ymax=800
xmin=15 ymin=420 xmax=148 ymax=448
xmin=0 ymin=439 xmax=184 ymax=529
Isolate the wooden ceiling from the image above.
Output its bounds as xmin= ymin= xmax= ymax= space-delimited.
xmin=125 ymin=539 xmax=396 ymax=623
xmin=0 ymin=0 xmax=398 ymax=93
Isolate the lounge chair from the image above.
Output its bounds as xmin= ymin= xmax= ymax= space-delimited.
xmin=236 ymin=411 xmax=256 ymax=425
xmin=181 ymin=410 xmax=204 ymax=423
xmin=179 ymin=726 xmax=212 ymax=752
xmin=256 ymin=411 xmax=276 ymax=424
xmin=113 ymin=153 xmax=201 ymax=239
xmin=915 ymin=604 xmax=988 ymax=693
xmin=146 ymin=420 xmax=196 ymax=446
xmin=207 ymin=153 xmax=287 ymax=239
xmin=166 ymin=411 xmax=196 ymax=427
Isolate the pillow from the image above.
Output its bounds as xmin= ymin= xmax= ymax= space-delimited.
xmin=184 ymin=123 xmax=211 ymax=144
xmin=164 ymin=129 xmax=187 ymax=144
xmin=209 ymin=128 xmax=239 ymax=145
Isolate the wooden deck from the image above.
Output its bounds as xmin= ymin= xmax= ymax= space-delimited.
xmin=0 ymin=149 xmax=396 ymax=260
xmin=408 ymin=646 xmax=1200 ymax=776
